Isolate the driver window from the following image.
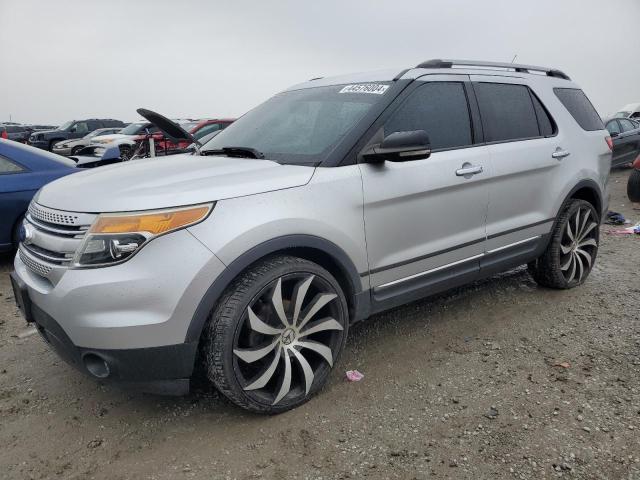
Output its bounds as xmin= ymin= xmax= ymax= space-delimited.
xmin=384 ymin=82 xmax=473 ymax=151
xmin=72 ymin=122 xmax=89 ymax=134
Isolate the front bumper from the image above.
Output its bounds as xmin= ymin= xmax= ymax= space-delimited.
xmin=27 ymin=295 xmax=195 ymax=395
xmin=12 ymin=229 xmax=227 ymax=394
xmin=52 ymin=145 xmax=73 ymax=156
xmin=28 ymin=139 xmax=50 ymax=150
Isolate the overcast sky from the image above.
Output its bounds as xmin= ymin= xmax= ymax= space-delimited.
xmin=1 ymin=0 xmax=639 ymax=125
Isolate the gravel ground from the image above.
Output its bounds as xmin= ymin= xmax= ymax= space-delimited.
xmin=0 ymin=169 xmax=639 ymax=480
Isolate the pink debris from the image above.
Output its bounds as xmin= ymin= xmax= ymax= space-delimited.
xmin=346 ymin=370 xmax=364 ymax=382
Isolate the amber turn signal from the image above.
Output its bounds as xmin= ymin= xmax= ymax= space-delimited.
xmin=90 ymin=204 xmax=213 ymax=235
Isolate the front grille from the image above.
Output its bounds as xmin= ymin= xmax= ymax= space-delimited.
xmin=29 ymin=203 xmax=81 ymax=226
xmin=19 ymin=203 xmax=96 ymax=278
xmin=19 ymin=248 xmax=53 ymax=276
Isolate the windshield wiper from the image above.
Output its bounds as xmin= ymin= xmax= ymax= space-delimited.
xmin=202 ymin=146 xmax=265 ymax=159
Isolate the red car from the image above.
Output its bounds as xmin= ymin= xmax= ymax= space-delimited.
xmin=177 ymin=118 xmax=235 ymax=148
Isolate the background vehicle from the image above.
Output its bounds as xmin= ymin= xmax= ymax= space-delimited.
xmin=0 ymin=139 xmax=76 ymax=252
xmin=52 ymin=127 xmax=123 ymax=156
xmin=1 ymin=124 xmax=34 ymax=143
xmin=92 ymin=119 xmax=204 ymax=158
xmin=28 ymin=119 xmax=125 ymax=151
xmin=605 ymin=117 xmax=640 ymax=167
xmin=176 ymin=118 xmax=235 ymax=148
xmin=628 ymin=156 xmax=640 ymax=202
xmin=11 ymin=60 xmax=611 ymax=414
xmin=613 ymin=103 xmax=640 ymax=121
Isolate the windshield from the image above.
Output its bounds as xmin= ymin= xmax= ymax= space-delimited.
xmin=120 ymin=123 xmax=147 ymax=135
xmin=201 ymin=84 xmax=390 ymax=164
xmin=58 ymin=120 xmax=74 ymax=131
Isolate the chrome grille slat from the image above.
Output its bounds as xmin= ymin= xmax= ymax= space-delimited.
xmin=26 ymin=214 xmax=87 ymax=237
xmin=21 ymin=244 xmax=69 ymax=264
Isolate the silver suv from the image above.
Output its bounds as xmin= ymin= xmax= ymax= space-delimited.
xmin=11 ymin=59 xmax=612 ymax=413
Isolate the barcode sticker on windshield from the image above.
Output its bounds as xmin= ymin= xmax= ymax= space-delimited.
xmin=339 ymin=84 xmax=389 ymax=95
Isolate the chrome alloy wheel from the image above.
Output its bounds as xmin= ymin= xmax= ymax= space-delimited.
xmin=232 ymin=274 xmax=345 ymax=406
xmin=560 ymin=207 xmax=598 ymax=284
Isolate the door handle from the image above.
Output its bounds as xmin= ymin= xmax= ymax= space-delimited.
xmin=552 ymin=149 xmax=571 ymax=160
xmin=455 ymin=164 xmax=483 ymax=176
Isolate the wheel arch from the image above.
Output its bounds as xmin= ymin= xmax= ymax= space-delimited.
xmin=563 ymin=179 xmax=604 ymax=220
xmin=185 ymin=234 xmax=369 ymax=344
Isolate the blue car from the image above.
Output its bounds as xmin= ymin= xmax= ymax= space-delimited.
xmin=0 ymin=139 xmax=77 ymax=252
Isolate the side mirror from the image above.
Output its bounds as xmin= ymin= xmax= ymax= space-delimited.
xmin=362 ymin=130 xmax=431 ymax=163
xmin=610 ymin=131 xmax=620 ymax=138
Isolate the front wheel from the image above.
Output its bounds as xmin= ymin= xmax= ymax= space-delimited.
xmin=528 ymin=199 xmax=599 ymax=289
xmin=628 ymin=169 xmax=640 ymax=203
xmin=118 ymin=145 xmax=133 ymax=160
xmin=203 ymin=255 xmax=349 ymax=413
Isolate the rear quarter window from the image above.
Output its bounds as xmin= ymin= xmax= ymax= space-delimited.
xmin=474 ymin=83 xmax=540 ymax=142
xmin=554 ymin=88 xmax=604 ymax=131
xmin=0 ymin=155 xmax=26 ymax=174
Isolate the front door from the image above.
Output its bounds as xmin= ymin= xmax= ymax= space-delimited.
xmin=359 ymin=75 xmax=490 ymax=308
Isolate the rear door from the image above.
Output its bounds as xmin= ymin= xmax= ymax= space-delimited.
xmin=471 ymin=76 xmax=562 ymax=272
xmin=618 ymin=119 xmax=640 ymax=164
xmin=360 ymin=75 xmax=491 ymax=307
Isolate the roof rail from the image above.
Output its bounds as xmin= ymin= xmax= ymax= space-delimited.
xmin=416 ymin=59 xmax=570 ymax=80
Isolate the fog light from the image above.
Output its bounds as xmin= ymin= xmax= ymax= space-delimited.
xmin=83 ymin=353 xmax=110 ymax=378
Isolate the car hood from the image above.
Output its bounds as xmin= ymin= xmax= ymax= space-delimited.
xmin=33 ymin=129 xmax=62 ymax=137
xmin=35 ymin=154 xmax=315 ymax=213
xmin=57 ymin=138 xmax=87 ymax=147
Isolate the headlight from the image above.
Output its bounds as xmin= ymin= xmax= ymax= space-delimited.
xmin=72 ymin=203 xmax=213 ymax=268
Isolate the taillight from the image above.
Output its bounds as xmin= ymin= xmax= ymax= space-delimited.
xmin=632 ymin=154 xmax=640 ymax=169
xmin=605 ymin=136 xmax=613 ymax=151
xmin=0 ymin=129 xmax=7 ymax=140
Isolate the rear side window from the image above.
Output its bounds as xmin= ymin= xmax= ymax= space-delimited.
xmin=0 ymin=155 xmax=25 ymax=174
xmin=531 ymin=93 xmax=556 ymax=137
xmin=474 ymin=83 xmax=540 ymax=142
xmin=619 ymin=119 xmax=636 ymax=132
xmin=384 ymin=82 xmax=473 ymax=150
xmin=554 ymin=88 xmax=604 ymax=131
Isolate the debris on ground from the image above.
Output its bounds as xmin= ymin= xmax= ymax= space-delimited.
xmin=554 ymin=361 xmax=571 ymax=369
xmin=345 ymin=370 xmax=364 ymax=382
xmin=605 ymin=211 xmax=627 ymax=225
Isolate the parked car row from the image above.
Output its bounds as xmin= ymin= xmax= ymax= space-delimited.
xmin=27 ymin=118 xmax=127 ymax=151
xmin=0 ymin=123 xmax=57 ymax=143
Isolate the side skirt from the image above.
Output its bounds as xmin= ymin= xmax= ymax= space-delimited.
xmin=366 ymin=234 xmax=549 ymax=316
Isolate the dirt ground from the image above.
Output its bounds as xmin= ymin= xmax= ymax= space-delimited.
xmin=0 ymin=169 xmax=639 ymax=480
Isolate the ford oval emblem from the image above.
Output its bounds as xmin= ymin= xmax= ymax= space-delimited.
xmin=21 ymin=224 xmax=35 ymax=245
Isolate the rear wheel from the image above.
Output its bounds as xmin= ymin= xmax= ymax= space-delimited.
xmin=203 ymin=255 xmax=349 ymax=414
xmin=628 ymin=169 xmax=640 ymax=203
xmin=71 ymin=146 xmax=83 ymax=155
xmin=528 ymin=199 xmax=599 ymax=289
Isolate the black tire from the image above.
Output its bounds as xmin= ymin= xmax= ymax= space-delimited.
xmin=628 ymin=169 xmax=640 ymax=203
xmin=528 ymin=199 xmax=599 ymax=289
xmin=71 ymin=146 xmax=83 ymax=156
xmin=203 ymin=255 xmax=349 ymax=414
xmin=119 ymin=145 xmax=132 ymax=160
